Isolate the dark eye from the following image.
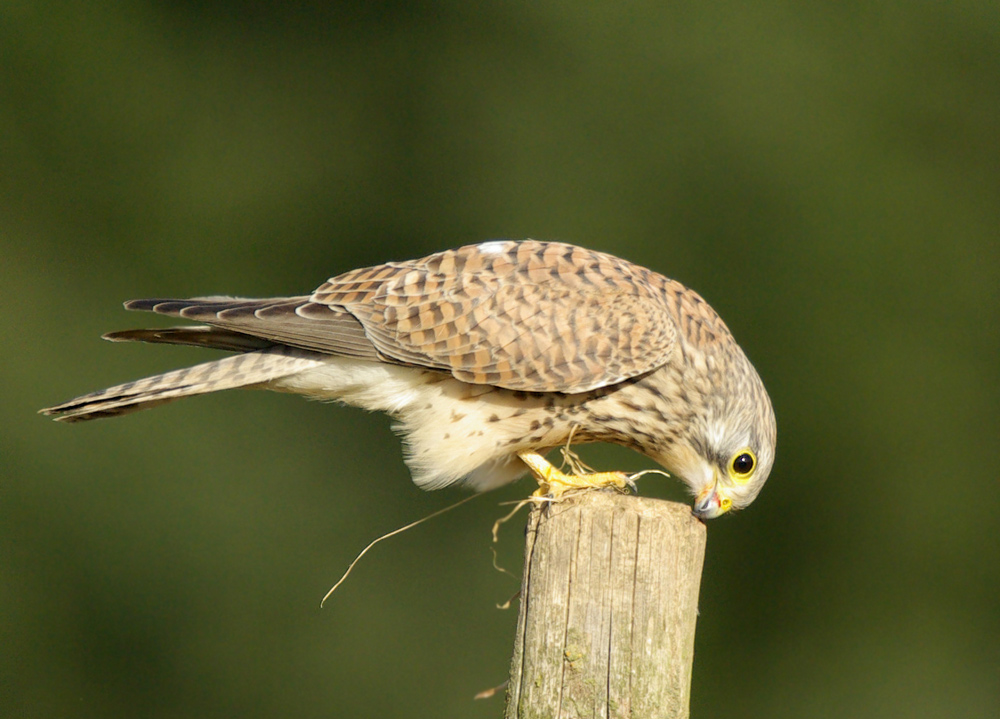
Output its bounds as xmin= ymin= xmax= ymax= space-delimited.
xmin=731 ymin=452 xmax=755 ymax=476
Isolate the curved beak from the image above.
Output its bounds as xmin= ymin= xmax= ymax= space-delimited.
xmin=693 ymin=478 xmax=733 ymax=520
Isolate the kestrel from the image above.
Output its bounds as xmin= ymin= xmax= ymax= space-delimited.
xmin=41 ymin=240 xmax=776 ymax=518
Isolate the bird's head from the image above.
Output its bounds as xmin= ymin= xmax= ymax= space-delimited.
xmin=660 ymin=364 xmax=776 ymax=519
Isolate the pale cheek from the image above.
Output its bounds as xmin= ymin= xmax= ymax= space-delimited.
xmin=660 ymin=445 xmax=713 ymax=492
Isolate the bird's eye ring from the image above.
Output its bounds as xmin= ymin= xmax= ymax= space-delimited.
xmin=728 ymin=450 xmax=756 ymax=483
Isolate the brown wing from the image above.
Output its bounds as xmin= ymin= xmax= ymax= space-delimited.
xmin=123 ymin=240 xmax=682 ymax=394
xmin=121 ymin=296 xmax=381 ymax=361
xmin=313 ymin=240 xmax=679 ymax=392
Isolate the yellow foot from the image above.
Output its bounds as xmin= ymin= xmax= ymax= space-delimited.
xmin=517 ymin=450 xmax=633 ymax=499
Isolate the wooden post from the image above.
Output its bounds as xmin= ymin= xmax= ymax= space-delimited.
xmin=504 ymin=491 xmax=707 ymax=719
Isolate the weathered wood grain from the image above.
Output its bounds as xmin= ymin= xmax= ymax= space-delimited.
xmin=504 ymin=492 xmax=707 ymax=719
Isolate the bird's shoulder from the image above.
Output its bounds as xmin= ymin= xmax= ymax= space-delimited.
xmin=316 ymin=241 xmax=644 ymax=298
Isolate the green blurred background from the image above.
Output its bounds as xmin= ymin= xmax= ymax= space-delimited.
xmin=4 ymin=2 xmax=998 ymax=717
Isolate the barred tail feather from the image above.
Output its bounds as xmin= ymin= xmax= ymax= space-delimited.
xmin=40 ymin=347 xmax=324 ymax=423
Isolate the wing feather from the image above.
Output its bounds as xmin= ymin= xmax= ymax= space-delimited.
xmin=117 ymin=241 xmax=689 ymax=394
xmin=316 ymin=240 xmax=680 ymax=393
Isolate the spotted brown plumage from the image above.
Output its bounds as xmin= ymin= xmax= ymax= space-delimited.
xmin=40 ymin=239 xmax=776 ymax=518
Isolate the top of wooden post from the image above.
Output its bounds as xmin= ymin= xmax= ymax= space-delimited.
xmin=506 ymin=492 xmax=707 ymax=719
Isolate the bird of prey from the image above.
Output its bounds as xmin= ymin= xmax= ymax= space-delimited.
xmin=41 ymin=240 xmax=775 ymax=518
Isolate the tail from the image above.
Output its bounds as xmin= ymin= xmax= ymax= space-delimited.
xmin=40 ymin=346 xmax=324 ymax=423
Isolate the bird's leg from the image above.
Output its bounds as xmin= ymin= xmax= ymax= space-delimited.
xmin=557 ymin=425 xmax=597 ymax=476
xmin=558 ymin=445 xmax=595 ymax=476
xmin=517 ymin=450 xmax=631 ymax=499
